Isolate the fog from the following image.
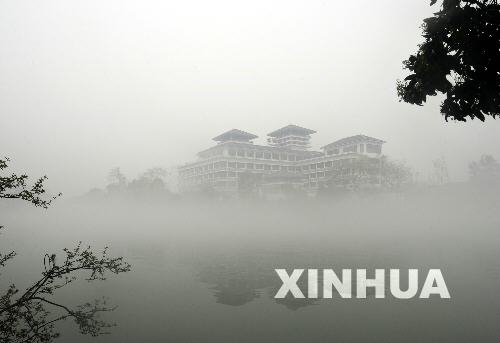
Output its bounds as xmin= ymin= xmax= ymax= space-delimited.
xmin=1 ymin=187 xmax=500 ymax=342
xmin=1 ymin=0 xmax=499 ymax=195
xmin=2 ymin=1 xmax=500 ymax=342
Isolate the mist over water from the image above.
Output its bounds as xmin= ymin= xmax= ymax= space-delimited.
xmin=2 ymin=184 xmax=499 ymax=342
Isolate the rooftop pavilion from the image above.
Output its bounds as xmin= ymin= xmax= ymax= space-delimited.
xmin=213 ymin=129 xmax=258 ymax=144
xmin=267 ymin=124 xmax=316 ymax=151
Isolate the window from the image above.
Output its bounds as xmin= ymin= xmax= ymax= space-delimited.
xmin=272 ymin=165 xmax=280 ymax=171
xmin=360 ymin=144 xmax=364 ymax=153
xmin=228 ymin=171 xmax=236 ymax=177
xmin=246 ymin=163 xmax=254 ymax=169
xmin=256 ymin=151 xmax=263 ymax=158
xmin=288 ymin=155 xmax=296 ymax=161
xmin=310 ymin=164 xmax=316 ymax=170
xmin=228 ymin=149 xmax=236 ymax=156
xmin=264 ymin=164 xmax=271 ymax=171
xmin=215 ymin=171 xmax=226 ymax=178
xmin=247 ymin=151 xmax=254 ymax=158
xmin=302 ymin=165 xmax=309 ymax=171
xmin=317 ymin=171 xmax=325 ymax=177
xmin=325 ymin=161 xmax=332 ymax=168
xmin=366 ymin=144 xmax=382 ymax=154
xmin=272 ymin=153 xmax=279 ymax=160
xmin=288 ymin=166 xmax=294 ymax=172
xmin=327 ymin=148 xmax=339 ymax=155
xmin=343 ymin=145 xmax=357 ymax=153
xmin=317 ymin=162 xmax=324 ymax=169
xmin=280 ymin=153 xmax=287 ymax=160
xmin=256 ymin=164 xmax=264 ymax=170
xmin=228 ymin=162 xmax=236 ymax=168
xmin=237 ymin=162 xmax=245 ymax=169
xmin=237 ymin=150 xmax=245 ymax=157
xmin=264 ymin=152 xmax=271 ymax=159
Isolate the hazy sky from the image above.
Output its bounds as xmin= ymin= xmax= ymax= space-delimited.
xmin=1 ymin=0 xmax=499 ymax=195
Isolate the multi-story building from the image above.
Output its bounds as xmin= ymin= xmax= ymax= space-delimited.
xmin=178 ymin=125 xmax=385 ymax=197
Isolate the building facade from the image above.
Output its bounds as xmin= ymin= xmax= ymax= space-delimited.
xmin=178 ymin=125 xmax=385 ymax=197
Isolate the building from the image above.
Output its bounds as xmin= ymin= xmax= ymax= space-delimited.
xmin=178 ymin=125 xmax=385 ymax=197
xmin=267 ymin=124 xmax=315 ymax=150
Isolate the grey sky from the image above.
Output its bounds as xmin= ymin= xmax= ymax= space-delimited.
xmin=1 ymin=0 xmax=499 ymax=195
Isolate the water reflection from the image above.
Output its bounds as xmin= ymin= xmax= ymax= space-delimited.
xmin=193 ymin=250 xmax=393 ymax=310
xmin=272 ymin=294 xmax=319 ymax=311
xmin=196 ymin=257 xmax=275 ymax=306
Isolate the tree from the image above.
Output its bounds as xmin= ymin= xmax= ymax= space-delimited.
xmin=0 ymin=158 xmax=131 ymax=342
xmin=128 ymin=167 xmax=168 ymax=195
xmin=397 ymin=0 xmax=500 ymax=121
xmin=141 ymin=167 xmax=168 ymax=182
xmin=432 ymin=156 xmax=450 ymax=185
xmin=104 ymin=167 xmax=173 ymax=197
xmin=0 ymin=158 xmax=60 ymax=208
xmin=318 ymin=156 xmax=412 ymax=194
xmin=469 ymin=154 xmax=500 ymax=183
xmin=380 ymin=157 xmax=413 ymax=189
xmin=106 ymin=167 xmax=127 ymax=193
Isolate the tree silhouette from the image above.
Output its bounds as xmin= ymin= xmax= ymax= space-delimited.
xmin=469 ymin=154 xmax=500 ymax=183
xmin=397 ymin=0 xmax=500 ymax=121
xmin=106 ymin=167 xmax=127 ymax=193
xmin=0 ymin=157 xmax=131 ymax=343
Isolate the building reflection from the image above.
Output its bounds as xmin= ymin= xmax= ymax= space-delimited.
xmin=196 ymin=261 xmax=272 ymax=306
xmin=194 ymin=254 xmax=321 ymax=310
xmin=194 ymin=251 xmax=396 ymax=308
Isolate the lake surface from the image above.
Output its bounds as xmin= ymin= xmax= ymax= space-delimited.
xmin=1 ymin=192 xmax=500 ymax=342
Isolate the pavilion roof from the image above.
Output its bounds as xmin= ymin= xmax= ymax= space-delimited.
xmin=267 ymin=124 xmax=316 ymax=137
xmin=321 ymin=135 xmax=385 ymax=149
xmin=213 ymin=129 xmax=258 ymax=142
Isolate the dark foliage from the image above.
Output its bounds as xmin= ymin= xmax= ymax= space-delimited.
xmin=397 ymin=0 xmax=500 ymax=121
xmin=0 ymin=158 xmax=60 ymax=209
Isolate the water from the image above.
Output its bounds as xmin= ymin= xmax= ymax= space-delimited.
xmin=1 ymin=190 xmax=500 ymax=342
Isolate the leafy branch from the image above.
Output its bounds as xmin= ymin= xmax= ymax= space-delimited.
xmin=0 ymin=157 xmax=131 ymax=342
xmin=0 ymin=157 xmax=61 ymax=209
xmin=397 ymin=0 xmax=500 ymax=121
